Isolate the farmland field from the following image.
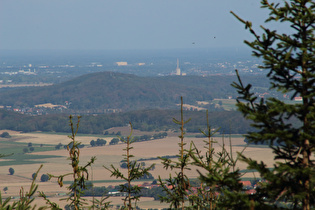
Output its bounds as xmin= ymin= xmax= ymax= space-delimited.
xmin=0 ymin=130 xmax=274 ymax=208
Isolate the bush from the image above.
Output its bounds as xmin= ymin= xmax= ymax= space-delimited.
xmin=96 ymin=138 xmax=106 ymax=146
xmin=55 ymin=143 xmax=63 ymax=150
xmin=109 ymin=138 xmax=120 ymax=145
xmin=9 ymin=167 xmax=14 ymax=175
xmin=120 ymin=162 xmax=127 ymax=169
xmin=40 ymin=174 xmax=49 ymax=182
xmin=0 ymin=132 xmax=11 ymax=138
xmin=90 ymin=140 xmax=95 ymax=147
xmin=32 ymin=173 xmax=37 ymax=180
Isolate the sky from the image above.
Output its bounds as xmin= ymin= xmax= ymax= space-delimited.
xmin=0 ymin=0 xmax=273 ymax=51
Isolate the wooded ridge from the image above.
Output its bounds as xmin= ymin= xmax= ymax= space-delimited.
xmin=0 ymin=72 xmax=270 ymax=112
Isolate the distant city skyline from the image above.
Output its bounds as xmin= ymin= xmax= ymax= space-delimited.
xmin=0 ymin=0 xmax=288 ymax=51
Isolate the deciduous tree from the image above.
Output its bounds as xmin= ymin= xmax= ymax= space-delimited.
xmin=9 ymin=167 xmax=14 ymax=175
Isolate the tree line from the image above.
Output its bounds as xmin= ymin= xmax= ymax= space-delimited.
xmin=0 ymin=108 xmax=255 ymax=134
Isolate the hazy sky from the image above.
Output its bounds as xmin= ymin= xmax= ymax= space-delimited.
xmin=0 ymin=0 xmax=273 ymax=51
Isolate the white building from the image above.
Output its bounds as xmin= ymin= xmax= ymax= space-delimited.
xmin=176 ymin=59 xmax=181 ymax=75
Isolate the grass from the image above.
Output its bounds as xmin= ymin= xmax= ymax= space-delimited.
xmin=0 ymin=140 xmax=61 ymax=166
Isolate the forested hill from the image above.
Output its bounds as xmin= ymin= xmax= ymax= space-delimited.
xmin=0 ymin=72 xmax=269 ymax=112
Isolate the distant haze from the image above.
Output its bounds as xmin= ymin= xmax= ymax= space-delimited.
xmin=0 ymin=0 xmax=276 ymax=51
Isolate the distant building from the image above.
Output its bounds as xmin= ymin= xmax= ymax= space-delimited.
xmin=137 ymin=63 xmax=145 ymax=66
xmin=294 ymin=96 xmax=302 ymax=101
xmin=115 ymin=62 xmax=128 ymax=66
xmin=176 ymin=59 xmax=181 ymax=75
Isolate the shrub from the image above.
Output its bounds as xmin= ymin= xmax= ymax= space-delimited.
xmin=40 ymin=174 xmax=49 ymax=182
xmin=9 ymin=167 xmax=14 ymax=175
xmin=32 ymin=173 xmax=37 ymax=180
xmin=109 ymin=138 xmax=120 ymax=145
xmin=55 ymin=143 xmax=63 ymax=150
xmin=90 ymin=140 xmax=95 ymax=147
xmin=0 ymin=132 xmax=11 ymax=138
xmin=120 ymin=162 xmax=127 ymax=169
xmin=23 ymin=148 xmax=28 ymax=153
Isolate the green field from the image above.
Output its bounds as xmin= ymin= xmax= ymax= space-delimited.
xmin=0 ymin=140 xmax=60 ymax=166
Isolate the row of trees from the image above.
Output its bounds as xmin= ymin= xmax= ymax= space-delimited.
xmin=90 ymin=138 xmax=107 ymax=147
xmin=88 ymin=132 xmax=169 ymax=149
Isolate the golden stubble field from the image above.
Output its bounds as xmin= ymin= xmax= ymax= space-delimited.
xmin=0 ymin=131 xmax=275 ymax=208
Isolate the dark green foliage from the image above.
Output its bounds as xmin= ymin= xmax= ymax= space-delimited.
xmin=0 ymin=72 xmax=215 ymax=111
xmin=83 ymin=186 xmax=109 ymax=197
xmin=231 ymin=1 xmax=315 ymax=209
xmin=40 ymin=174 xmax=49 ymax=182
xmin=47 ymin=116 xmax=96 ymax=210
xmin=64 ymin=204 xmax=75 ymax=210
xmin=96 ymin=138 xmax=107 ymax=146
xmin=109 ymin=138 xmax=120 ymax=145
xmin=132 ymin=132 xmax=167 ymax=143
xmin=0 ymin=108 xmax=254 ymax=134
xmin=8 ymin=167 xmax=14 ymax=175
xmin=140 ymin=172 xmax=154 ymax=180
xmin=187 ymin=110 xmax=251 ymax=209
xmin=29 ymin=147 xmax=34 ymax=152
xmin=140 ymin=186 xmax=168 ymax=201
xmin=90 ymin=139 xmax=107 ymax=147
xmin=104 ymin=123 xmax=155 ymax=209
xmin=0 ymin=72 xmax=270 ymax=112
xmin=158 ymin=97 xmax=192 ymax=209
xmin=23 ymin=148 xmax=29 ymax=153
xmin=0 ymin=131 xmax=11 ymax=138
xmin=28 ymin=142 xmax=32 ymax=147
xmin=90 ymin=140 xmax=96 ymax=147
xmin=32 ymin=173 xmax=37 ymax=180
xmin=120 ymin=162 xmax=128 ymax=169
xmin=55 ymin=143 xmax=63 ymax=150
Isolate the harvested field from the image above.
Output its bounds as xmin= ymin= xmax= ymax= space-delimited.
xmin=0 ymin=131 xmax=275 ymax=209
